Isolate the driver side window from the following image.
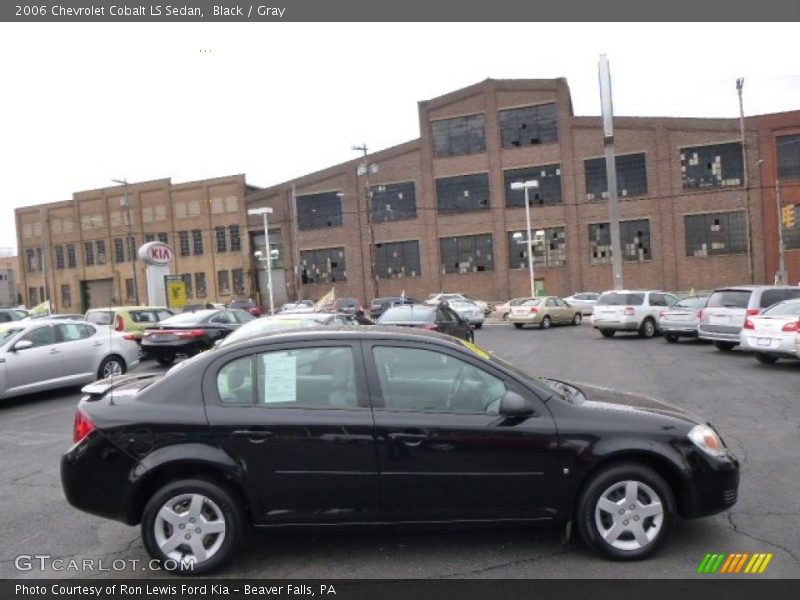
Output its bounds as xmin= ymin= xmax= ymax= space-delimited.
xmin=21 ymin=325 xmax=56 ymax=348
xmin=372 ymin=346 xmax=506 ymax=414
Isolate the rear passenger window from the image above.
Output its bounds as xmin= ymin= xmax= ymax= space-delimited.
xmin=217 ymin=356 xmax=254 ymax=404
xmin=760 ymin=289 xmax=800 ymax=309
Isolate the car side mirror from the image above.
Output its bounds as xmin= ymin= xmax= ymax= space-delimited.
xmin=499 ymin=390 xmax=536 ymax=417
xmin=13 ymin=340 xmax=33 ymax=351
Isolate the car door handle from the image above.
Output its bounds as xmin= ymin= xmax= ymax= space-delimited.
xmin=232 ymin=430 xmax=272 ymax=443
xmin=93 ymin=341 xmax=103 ymax=346
xmin=49 ymin=348 xmax=60 ymax=354
xmin=387 ymin=433 xmax=429 ymax=446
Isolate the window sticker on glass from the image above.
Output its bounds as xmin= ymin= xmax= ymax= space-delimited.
xmin=262 ymin=352 xmax=297 ymax=403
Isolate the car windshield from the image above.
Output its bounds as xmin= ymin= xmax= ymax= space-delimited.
xmin=597 ymin=293 xmax=645 ymax=306
xmin=159 ymin=310 xmax=217 ymax=326
xmin=510 ymin=298 xmax=528 ymax=306
xmin=486 ymin=352 xmax=570 ymax=402
xmin=449 ymin=301 xmax=476 ymax=309
xmin=0 ymin=325 xmax=24 ymax=345
xmin=219 ymin=317 xmax=322 ymax=347
xmin=379 ymin=306 xmax=434 ymax=323
xmin=674 ymin=297 xmax=708 ymax=309
xmin=706 ymin=290 xmax=752 ymax=309
xmin=762 ymin=300 xmax=800 ymax=317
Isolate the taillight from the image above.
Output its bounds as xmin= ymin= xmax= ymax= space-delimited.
xmin=529 ymin=307 xmax=539 ymax=314
xmin=114 ymin=314 xmax=124 ymax=331
xmin=175 ymin=329 xmax=205 ymax=338
xmin=743 ymin=318 xmax=755 ymax=330
xmin=122 ymin=334 xmax=136 ymax=341
xmin=624 ymin=307 xmax=635 ymax=316
xmin=697 ymin=309 xmax=705 ymax=320
xmin=746 ymin=308 xmax=759 ymax=316
xmin=659 ymin=309 xmax=666 ymax=318
xmin=781 ymin=320 xmax=800 ymax=332
xmin=73 ymin=409 xmax=95 ymax=444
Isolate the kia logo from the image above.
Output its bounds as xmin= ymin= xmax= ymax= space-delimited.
xmin=138 ymin=242 xmax=175 ymax=265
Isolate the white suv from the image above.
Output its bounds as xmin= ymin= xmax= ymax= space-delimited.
xmin=591 ymin=290 xmax=679 ymax=338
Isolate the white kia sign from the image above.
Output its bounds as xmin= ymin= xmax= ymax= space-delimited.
xmin=138 ymin=241 xmax=175 ymax=266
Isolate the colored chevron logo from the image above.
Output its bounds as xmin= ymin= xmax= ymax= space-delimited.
xmin=697 ymin=552 xmax=773 ymax=574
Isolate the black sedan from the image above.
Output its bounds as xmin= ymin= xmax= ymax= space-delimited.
xmin=62 ymin=327 xmax=739 ymax=574
xmin=368 ymin=296 xmax=418 ymax=320
xmin=141 ymin=309 xmax=254 ymax=365
xmin=378 ymin=303 xmax=473 ymax=341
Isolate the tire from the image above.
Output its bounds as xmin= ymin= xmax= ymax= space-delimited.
xmin=502 ymin=313 xmax=509 ymax=321
xmin=600 ymin=329 xmax=615 ymax=338
xmin=540 ymin=316 xmax=552 ymax=330
xmin=474 ymin=323 xmax=483 ymax=329
xmin=467 ymin=331 xmax=475 ymax=343
xmin=575 ymin=463 xmax=676 ymax=560
xmin=664 ymin=333 xmax=679 ymax=344
xmin=156 ymin=353 xmax=176 ymax=366
xmin=638 ymin=318 xmax=656 ymax=339
xmin=141 ymin=478 xmax=245 ymax=575
xmin=713 ymin=341 xmax=736 ymax=352
xmin=572 ymin=313 xmax=583 ymax=326
xmin=755 ymin=352 xmax=778 ymax=365
xmin=513 ymin=323 xmax=524 ymax=329
xmin=97 ymin=355 xmax=126 ymax=380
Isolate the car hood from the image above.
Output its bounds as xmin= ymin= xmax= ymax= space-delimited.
xmin=542 ymin=378 xmax=702 ymax=427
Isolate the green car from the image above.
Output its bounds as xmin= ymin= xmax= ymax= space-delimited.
xmin=85 ymin=306 xmax=175 ymax=344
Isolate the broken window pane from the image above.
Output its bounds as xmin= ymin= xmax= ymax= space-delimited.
xmin=589 ymin=219 xmax=652 ymax=264
xmin=499 ymin=103 xmax=558 ymax=148
xmin=504 ymin=164 xmax=563 ymax=206
xmin=300 ymin=247 xmax=347 ymax=284
xmin=374 ymin=240 xmax=421 ymax=279
xmin=371 ymin=181 xmax=417 ymax=222
xmin=439 ymin=234 xmax=494 ymax=274
xmin=684 ymin=211 xmax=747 ymax=257
xmin=585 ymin=153 xmax=648 ymax=200
xmin=681 ymin=142 xmax=743 ymax=189
xmin=436 ymin=173 xmax=491 ymax=214
xmin=431 ymin=114 xmax=486 ymax=158
xmin=297 ymin=192 xmax=344 ymax=230
xmin=507 ymin=228 xmax=567 ymax=269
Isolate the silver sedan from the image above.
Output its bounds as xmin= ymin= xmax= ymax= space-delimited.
xmin=447 ymin=300 xmax=486 ymax=328
xmin=0 ymin=319 xmax=140 ymax=401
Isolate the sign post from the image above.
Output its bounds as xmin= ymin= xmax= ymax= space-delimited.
xmin=138 ymin=241 xmax=176 ymax=307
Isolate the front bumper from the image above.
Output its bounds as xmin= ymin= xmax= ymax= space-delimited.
xmin=682 ymin=450 xmax=740 ymax=519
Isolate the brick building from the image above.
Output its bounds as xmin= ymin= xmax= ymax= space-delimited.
xmin=0 ymin=252 xmax=20 ymax=308
xmin=246 ymin=78 xmax=787 ymax=304
xmin=15 ymin=174 xmax=256 ymax=312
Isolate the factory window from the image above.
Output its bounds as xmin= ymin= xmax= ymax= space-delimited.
xmin=504 ymin=164 xmax=563 ymax=207
xmin=439 ymin=234 xmax=494 ymax=274
xmin=229 ymin=225 xmax=241 ymax=251
xmin=28 ymin=287 xmax=38 ymax=306
xmin=589 ymin=219 xmax=652 ymax=264
xmin=585 ymin=153 xmax=648 ymax=200
xmin=684 ymin=211 xmax=747 ymax=257
xmin=436 ymin=173 xmax=490 ymax=214
xmin=145 ymin=233 xmax=156 ymax=243
xmin=681 ymin=142 xmax=744 ymax=189
xmin=777 ymin=134 xmax=800 ymax=180
xmin=192 ymin=230 xmax=203 ymax=255
xmin=158 ymin=232 xmax=169 ymax=244
xmin=431 ymin=113 xmax=486 ymax=158
xmin=25 ymin=249 xmax=36 ymax=272
xmin=54 ymin=245 xmax=65 ymax=270
xmin=507 ymin=227 xmax=567 ymax=269
xmin=178 ymin=231 xmax=190 ymax=257
xmin=232 ymin=268 xmax=245 ymax=295
xmin=181 ymin=273 xmax=193 ymax=298
xmin=215 ymin=226 xmax=227 ymax=253
xmin=128 ymin=236 xmax=137 ymax=261
xmin=499 ymin=103 xmax=558 ymax=148
xmin=61 ymin=284 xmax=71 ymax=308
xmin=83 ymin=241 xmax=94 ymax=266
xmin=195 ymin=272 xmax=207 ymax=298
xmin=300 ymin=247 xmax=346 ymax=284
xmin=218 ymin=270 xmax=230 ymax=295
xmin=95 ymin=240 xmax=107 ymax=265
xmin=296 ymin=192 xmax=343 ymax=230
xmin=66 ymin=244 xmax=76 ymax=268
xmin=374 ymin=240 xmax=421 ymax=280
xmin=371 ymin=181 xmax=417 ymax=222
xmin=114 ymin=238 xmax=125 ymax=263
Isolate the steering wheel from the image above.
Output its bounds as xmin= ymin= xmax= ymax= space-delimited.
xmin=446 ymin=364 xmax=468 ymax=409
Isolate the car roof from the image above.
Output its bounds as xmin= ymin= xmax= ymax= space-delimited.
xmin=710 ymin=285 xmax=799 ymax=292
xmin=86 ymin=306 xmax=169 ymax=311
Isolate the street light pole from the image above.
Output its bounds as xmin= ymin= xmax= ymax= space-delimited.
xmin=248 ymin=207 xmax=275 ymax=315
xmin=113 ymin=179 xmax=139 ymax=305
xmin=352 ymin=144 xmax=380 ymax=303
xmin=511 ymin=180 xmax=540 ymax=297
xmin=776 ymin=179 xmax=786 ymax=284
xmin=736 ymin=78 xmax=755 ymax=284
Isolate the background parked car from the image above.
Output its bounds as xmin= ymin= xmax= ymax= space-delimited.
xmin=562 ymin=292 xmax=600 ymax=315
xmin=591 ymin=291 xmax=679 ymax=338
xmin=218 ymin=312 xmax=350 ymax=348
xmin=425 ymin=293 xmax=492 ymax=316
xmin=447 ymin=299 xmax=486 ymax=328
xmin=85 ymin=306 xmax=175 ymax=349
xmin=228 ymin=297 xmax=262 ymax=317
xmin=740 ymin=298 xmax=800 ymax=364
xmin=494 ymin=297 xmax=529 ymax=321
xmin=368 ymin=296 xmax=417 ymax=320
xmin=23 ymin=313 xmax=85 ymax=321
xmin=278 ymin=300 xmax=315 ymax=314
xmin=698 ymin=285 xmax=800 ymax=351
xmin=659 ymin=296 xmax=709 ymax=343
xmin=508 ymin=296 xmax=583 ymax=329
xmin=142 ymin=309 xmax=255 ymax=365
xmin=378 ymin=304 xmax=474 ymax=341
xmin=334 ymin=297 xmax=364 ymax=316
xmin=0 ymin=309 xmax=24 ymax=323
xmin=0 ymin=319 xmax=139 ymax=400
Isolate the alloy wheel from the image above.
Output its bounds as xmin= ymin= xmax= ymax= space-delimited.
xmin=594 ymin=480 xmax=664 ymax=551
xmin=153 ymin=493 xmax=227 ymax=566
xmin=103 ymin=359 xmax=123 ymax=378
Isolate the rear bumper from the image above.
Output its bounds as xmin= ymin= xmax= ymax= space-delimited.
xmin=660 ymin=324 xmax=698 ymax=337
xmin=141 ymin=341 xmax=199 ymax=357
xmin=592 ymin=318 xmax=639 ymax=331
xmin=697 ymin=327 xmax=741 ymax=343
xmin=740 ymin=333 xmax=798 ymax=357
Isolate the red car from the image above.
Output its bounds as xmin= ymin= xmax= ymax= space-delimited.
xmin=228 ymin=298 xmax=262 ymax=317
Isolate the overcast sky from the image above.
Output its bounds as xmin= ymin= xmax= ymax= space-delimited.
xmin=1 ymin=22 xmax=798 ymax=250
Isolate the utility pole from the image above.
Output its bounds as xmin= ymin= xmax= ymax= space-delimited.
xmin=113 ymin=179 xmax=139 ymax=305
xmin=39 ymin=206 xmax=51 ymax=313
xmin=775 ymin=179 xmax=787 ymax=285
xmin=352 ymin=144 xmax=380 ymax=302
xmin=599 ymin=54 xmax=624 ymax=290
xmin=736 ymin=78 xmax=756 ymax=284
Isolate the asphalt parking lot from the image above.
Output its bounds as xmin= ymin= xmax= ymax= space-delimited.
xmin=1 ymin=322 xmax=798 ymax=579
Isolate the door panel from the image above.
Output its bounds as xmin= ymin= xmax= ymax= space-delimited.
xmin=366 ymin=343 xmax=559 ymax=522
xmin=204 ymin=343 xmax=379 ymax=524
xmin=5 ymin=325 xmax=61 ymax=392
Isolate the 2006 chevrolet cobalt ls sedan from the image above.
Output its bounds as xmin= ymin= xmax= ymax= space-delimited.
xmin=61 ymin=327 xmax=739 ymax=573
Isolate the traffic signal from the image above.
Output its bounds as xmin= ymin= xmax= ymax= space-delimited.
xmin=781 ymin=205 xmax=795 ymax=229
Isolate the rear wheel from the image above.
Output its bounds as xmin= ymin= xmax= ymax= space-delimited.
xmin=638 ymin=318 xmax=656 ymax=339
xmin=156 ymin=352 xmax=176 ymax=366
xmin=141 ymin=478 xmax=244 ymax=575
xmin=755 ymin=352 xmax=778 ymax=365
xmin=97 ymin=355 xmax=126 ymax=380
xmin=713 ymin=341 xmax=736 ymax=352
xmin=572 ymin=313 xmax=582 ymax=326
xmin=474 ymin=323 xmax=483 ymax=329
xmin=540 ymin=316 xmax=552 ymax=330
xmin=513 ymin=323 xmax=524 ymax=329
xmin=600 ymin=329 xmax=615 ymax=338
xmin=664 ymin=333 xmax=679 ymax=343
xmin=576 ymin=463 xmax=675 ymax=560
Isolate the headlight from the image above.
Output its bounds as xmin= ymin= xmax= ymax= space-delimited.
xmin=688 ymin=424 xmax=727 ymax=457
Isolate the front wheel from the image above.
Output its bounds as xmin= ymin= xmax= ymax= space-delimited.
xmin=572 ymin=313 xmax=583 ymax=326
xmin=755 ymin=352 xmax=778 ymax=365
xmin=141 ymin=479 xmax=245 ymax=575
xmin=576 ymin=463 xmax=675 ymax=560
xmin=664 ymin=333 xmax=679 ymax=343
xmin=97 ymin=355 xmax=126 ymax=380
xmin=513 ymin=323 xmax=524 ymax=329
xmin=156 ymin=352 xmax=176 ymax=366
